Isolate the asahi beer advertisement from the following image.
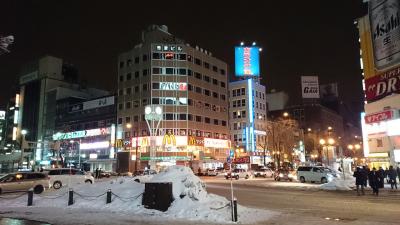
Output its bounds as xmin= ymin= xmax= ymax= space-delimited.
xmin=301 ymin=76 xmax=319 ymax=98
xmin=369 ymin=0 xmax=400 ymax=70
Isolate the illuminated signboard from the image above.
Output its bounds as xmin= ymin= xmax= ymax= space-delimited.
xmin=159 ymin=82 xmax=187 ymax=91
xmin=235 ymin=47 xmax=260 ymax=76
xmin=80 ymin=141 xmax=110 ymax=150
xmin=53 ymin=127 xmax=111 ymax=140
xmin=0 ymin=111 xmax=5 ymax=120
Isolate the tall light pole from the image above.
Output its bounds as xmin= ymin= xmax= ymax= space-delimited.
xmin=19 ymin=129 xmax=27 ymax=169
xmin=144 ymin=105 xmax=163 ymax=170
xmin=126 ymin=123 xmax=132 ymax=173
xmin=319 ymin=138 xmax=335 ymax=167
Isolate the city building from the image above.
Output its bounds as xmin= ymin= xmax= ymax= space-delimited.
xmin=357 ymin=5 xmax=400 ymax=168
xmin=117 ymin=25 xmax=230 ymax=172
xmin=16 ymin=55 xmax=109 ymax=169
xmin=229 ymin=79 xmax=267 ymax=166
xmin=269 ymin=104 xmax=345 ymax=168
xmin=52 ymin=95 xmax=116 ymax=172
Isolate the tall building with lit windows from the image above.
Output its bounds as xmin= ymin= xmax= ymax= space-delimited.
xmin=117 ymin=25 xmax=230 ymax=172
xmin=229 ymin=79 xmax=267 ymax=166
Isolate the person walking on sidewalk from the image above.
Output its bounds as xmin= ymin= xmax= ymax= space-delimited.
xmin=369 ymin=168 xmax=381 ymax=196
xmin=362 ymin=166 xmax=369 ymax=188
xmin=388 ymin=166 xmax=398 ymax=190
xmin=397 ymin=167 xmax=400 ymax=184
xmin=353 ymin=167 xmax=366 ymax=195
xmin=377 ymin=167 xmax=385 ymax=188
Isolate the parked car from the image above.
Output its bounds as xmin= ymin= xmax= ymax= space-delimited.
xmin=254 ymin=168 xmax=274 ymax=178
xmin=274 ymin=169 xmax=295 ymax=182
xmin=0 ymin=172 xmax=50 ymax=194
xmin=206 ymin=169 xmax=219 ymax=176
xmin=98 ymin=171 xmax=118 ymax=178
xmin=224 ymin=169 xmax=253 ymax=180
xmin=44 ymin=168 xmax=94 ymax=189
xmin=297 ymin=166 xmax=336 ymax=183
xmin=133 ymin=169 xmax=157 ymax=183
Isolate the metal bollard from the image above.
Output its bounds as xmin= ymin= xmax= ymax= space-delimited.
xmin=231 ymin=198 xmax=238 ymax=222
xmin=27 ymin=188 xmax=33 ymax=206
xmin=68 ymin=188 xmax=74 ymax=206
xmin=106 ymin=189 xmax=112 ymax=204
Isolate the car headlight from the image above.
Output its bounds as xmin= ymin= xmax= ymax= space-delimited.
xmin=327 ymin=174 xmax=334 ymax=182
xmin=224 ymin=172 xmax=227 ymax=176
xmin=279 ymin=174 xmax=284 ymax=178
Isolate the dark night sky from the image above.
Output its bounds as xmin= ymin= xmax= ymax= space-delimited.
xmin=1 ymin=0 xmax=367 ymax=123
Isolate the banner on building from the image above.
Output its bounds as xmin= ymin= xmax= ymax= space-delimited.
xmin=319 ymin=83 xmax=339 ymax=101
xmin=301 ymin=76 xmax=319 ymax=98
xmin=365 ymin=66 xmax=400 ymax=101
xmin=369 ymin=0 xmax=400 ymax=71
xmin=83 ymin=96 xmax=114 ymax=111
xmin=187 ymin=136 xmax=204 ymax=146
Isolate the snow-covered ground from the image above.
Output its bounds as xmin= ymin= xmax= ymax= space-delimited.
xmin=320 ymin=172 xmax=356 ymax=191
xmin=0 ymin=166 xmax=278 ymax=224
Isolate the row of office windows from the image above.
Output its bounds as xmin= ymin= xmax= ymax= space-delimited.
xmin=152 ymin=51 xmax=226 ymax=76
xmin=119 ymin=55 xmax=148 ymax=68
xmin=231 ymin=88 xmax=265 ymax=100
xmin=118 ymin=114 xmax=227 ymax=127
xmin=119 ymin=52 xmax=226 ymax=76
xmin=125 ymin=129 xmax=228 ymax=140
xmin=188 ymin=84 xmax=226 ymax=100
xmin=118 ymin=97 xmax=226 ymax=112
xmin=119 ymin=67 xmax=226 ymax=89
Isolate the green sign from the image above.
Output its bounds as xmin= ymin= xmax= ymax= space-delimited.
xmin=140 ymin=156 xmax=190 ymax=161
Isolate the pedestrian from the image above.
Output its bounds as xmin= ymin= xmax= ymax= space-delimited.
xmin=369 ymin=167 xmax=380 ymax=196
xmin=362 ymin=166 xmax=369 ymax=188
xmin=39 ymin=167 xmax=43 ymax=172
xmin=397 ymin=167 xmax=400 ymax=183
xmin=384 ymin=167 xmax=389 ymax=183
xmin=353 ymin=167 xmax=365 ymax=195
xmin=99 ymin=168 xmax=102 ymax=179
xmin=95 ymin=168 xmax=99 ymax=179
xmin=387 ymin=166 xmax=398 ymax=190
xmin=377 ymin=167 xmax=385 ymax=188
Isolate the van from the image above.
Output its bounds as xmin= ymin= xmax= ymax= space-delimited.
xmin=45 ymin=168 xmax=94 ymax=189
xmin=297 ymin=166 xmax=336 ymax=183
xmin=0 ymin=172 xmax=50 ymax=194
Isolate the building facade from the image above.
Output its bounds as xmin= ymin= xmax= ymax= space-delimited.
xmin=17 ymin=55 xmax=109 ymax=168
xmin=52 ymin=95 xmax=116 ymax=172
xmin=229 ymin=79 xmax=267 ymax=166
xmin=357 ymin=3 xmax=400 ymax=168
xmin=117 ymin=25 xmax=230 ymax=172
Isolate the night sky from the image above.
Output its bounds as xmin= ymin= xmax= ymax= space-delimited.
xmin=1 ymin=0 xmax=367 ymax=124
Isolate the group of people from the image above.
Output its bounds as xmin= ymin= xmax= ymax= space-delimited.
xmin=94 ymin=168 xmax=102 ymax=179
xmin=353 ymin=166 xmax=399 ymax=196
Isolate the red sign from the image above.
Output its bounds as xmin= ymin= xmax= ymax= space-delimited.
xmin=364 ymin=110 xmax=394 ymax=124
xmin=365 ymin=67 xmax=400 ymax=102
xmin=233 ymin=156 xmax=250 ymax=164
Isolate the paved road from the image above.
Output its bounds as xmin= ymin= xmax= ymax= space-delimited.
xmin=0 ymin=218 xmax=50 ymax=225
xmin=203 ymin=176 xmax=400 ymax=225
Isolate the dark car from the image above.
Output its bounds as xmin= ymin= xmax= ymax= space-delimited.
xmin=274 ymin=169 xmax=295 ymax=182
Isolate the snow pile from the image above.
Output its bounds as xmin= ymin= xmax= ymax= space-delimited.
xmin=0 ymin=166 xmax=277 ymax=224
xmin=150 ymin=166 xmax=207 ymax=201
xmin=320 ymin=173 xmax=355 ymax=191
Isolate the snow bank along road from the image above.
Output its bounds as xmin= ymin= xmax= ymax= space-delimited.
xmin=205 ymin=179 xmax=400 ymax=225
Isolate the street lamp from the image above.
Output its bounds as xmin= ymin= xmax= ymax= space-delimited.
xmin=319 ymin=138 xmax=335 ymax=167
xmin=144 ymin=105 xmax=163 ymax=170
xmin=283 ymin=112 xmax=289 ymax=117
xmin=19 ymin=129 xmax=28 ymax=169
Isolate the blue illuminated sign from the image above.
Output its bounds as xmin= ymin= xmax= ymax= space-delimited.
xmin=235 ymin=47 xmax=260 ymax=76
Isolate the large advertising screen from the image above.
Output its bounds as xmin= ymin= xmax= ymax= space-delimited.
xmin=235 ymin=47 xmax=260 ymax=76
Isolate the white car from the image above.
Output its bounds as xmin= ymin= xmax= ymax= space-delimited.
xmin=224 ymin=169 xmax=253 ymax=180
xmin=297 ymin=166 xmax=337 ymax=183
xmin=45 ymin=168 xmax=94 ymax=189
xmin=254 ymin=168 xmax=274 ymax=178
